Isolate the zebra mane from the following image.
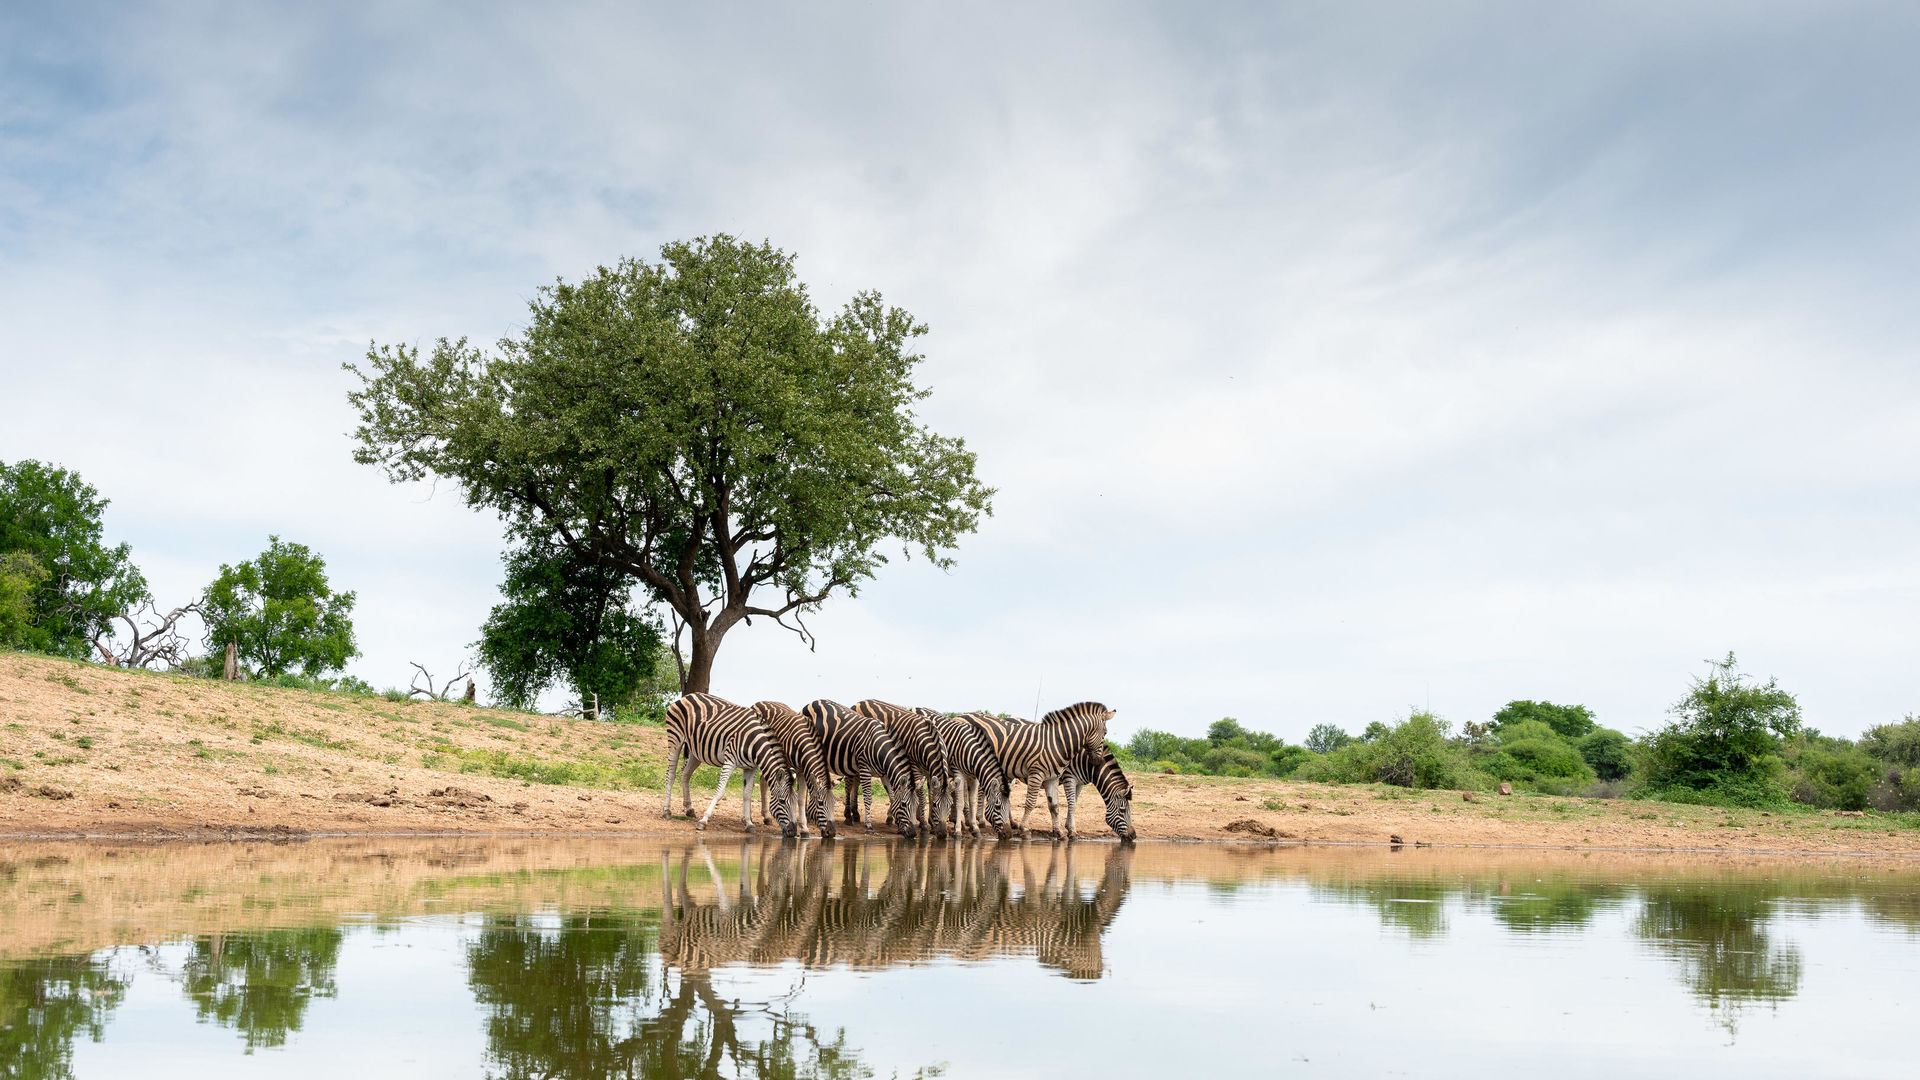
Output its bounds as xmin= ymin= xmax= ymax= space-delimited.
xmin=1042 ymin=701 xmax=1111 ymax=726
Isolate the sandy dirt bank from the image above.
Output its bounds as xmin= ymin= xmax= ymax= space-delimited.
xmin=4 ymin=653 xmax=1916 ymax=855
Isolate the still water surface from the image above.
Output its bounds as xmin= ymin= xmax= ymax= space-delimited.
xmin=2 ymin=838 xmax=1917 ymax=1078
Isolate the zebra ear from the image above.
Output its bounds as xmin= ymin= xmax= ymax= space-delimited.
xmin=1103 ymin=710 xmax=1116 ymax=722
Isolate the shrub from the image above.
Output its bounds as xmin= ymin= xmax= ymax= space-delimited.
xmin=1270 ymin=745 xmax=1314 ymax=777
xmin=1578 ymin=729 xmax=1634 ymax=781
xmin=1861 ymin=718 xmax=1920 ymax=768
xmin=1202 ymin=745 xmax=1268 ymax=777
xmin=1641 ymin=653 xmax=1799 ymax=804
xmin=1789 ymin=744 xmax=1879 ymax=811
xmin=1492 ymin=738 xmax=1592 ymax=781
xmin=1298 ymin=710 xmax=1485 ymax=790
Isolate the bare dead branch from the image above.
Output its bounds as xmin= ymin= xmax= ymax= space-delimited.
xmin=408 ymin=661 xmax=474 ymax=701
xmin=96 ymin=599 xmax=202 ymax=671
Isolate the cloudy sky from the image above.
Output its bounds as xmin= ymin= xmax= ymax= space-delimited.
xmin=3 ymin=1 xmax=1916 ymax=740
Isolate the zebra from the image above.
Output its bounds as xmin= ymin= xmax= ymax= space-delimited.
xmin=801 ymin=698 xmax=921 ymax=839
xmin=923 ymin=708 xmax=1013 ymax=840
xmin=853 ymin=700 xmax=953 ymax=840
xmin=1062 ymin=745 xmax=1138 ymax=842
xmin=967 ymin=702 xmax=1115 ymax=838
xmin=661 ymin=692 xmax=796 ymax=837
xmin=751 ymin=700 xmax=836 ymax=839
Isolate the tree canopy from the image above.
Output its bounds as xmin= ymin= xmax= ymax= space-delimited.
xmin=0 ymin=459 xmax=149 ymax=657
xmin=1491 ymin=699 xmax=1596 ymax=739
xmin=201 ymin=537 xmax=358 ymax=677
xmin=348 ymin=236 xmax=993 ymax=692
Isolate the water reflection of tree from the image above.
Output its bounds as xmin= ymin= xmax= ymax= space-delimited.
xmin=0 ymin=953 xmax=127 ymax=1080
xmin=465 ymin=908 xmax=926 ymax=1079
xmin=464 ymin=840 xmax=1131 ymax=1078
xmin=178 ymin=927 xmax=343 ymax=1051
xmin=1633 ymin=883 xmax=1803 ymax=1033
xmin=1311 ymin=878 xmax=1455 ymax=938
xmin=1484 ymin=879 xmax=1626 ymax=934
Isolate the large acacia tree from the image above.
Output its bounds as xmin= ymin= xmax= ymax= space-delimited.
xmin=348 ymin=237 xmax=993 ymax=693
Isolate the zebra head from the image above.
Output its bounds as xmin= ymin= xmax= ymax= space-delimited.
xmin=765 ymin=765 xmax=797 ymax=839
xmin=1098 ymin=753 xmax=1136 ymax=843
xmin=983 ymin=778 xmax=1014 ymax=841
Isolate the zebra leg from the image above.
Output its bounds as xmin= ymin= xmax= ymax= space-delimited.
xmin=1063 ymin=773 xmax=1080 ymax=840
xmin=681 ymin=746 xmax=697 ymax=817
xmin=696 ymin=760 xmax=737 ymax=831
xmin=1017 ymin=774 xmax=1043 ymax=836
xmin=740 ymin=767 xmax=758 ymax=833
xmin=861 ymin=771 xmax=875 ymax=834
xmin=662 ymin=737 xmax=683 ymax=819
xmin=1042 ymin=776 xmax=1063 ymax=838
xmin=759 ymin=778 xmax=771 ymax=826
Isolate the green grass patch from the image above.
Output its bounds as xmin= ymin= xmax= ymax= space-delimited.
xmin=484 ymin=716 xmax=530 ymax=732
xmin=436 ymin=747 xmax=661 ymax=790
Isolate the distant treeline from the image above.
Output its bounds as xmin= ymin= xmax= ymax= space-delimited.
xmin=1118 ymin=657 xmax=1920 ymax=812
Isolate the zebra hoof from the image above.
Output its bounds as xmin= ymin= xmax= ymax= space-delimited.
xmin=694 ymin=822 xmax=707 ymax=831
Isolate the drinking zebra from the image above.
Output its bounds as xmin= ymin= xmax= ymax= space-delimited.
xmin=922 ymin=708 xmax=1014 ymax=840
xmin=967 ymin=702 xmax=1115 ymax=838
xmin=661 ymin=692 xmax=797 ymax=837
xmin=853 ymin=700 xmax=954 ymax=840
xmin=752 ymin=700 xmax=836 ymax=839
xmin=801 ymin=698 xmax=921 ymax=839
xmin=1062 ymin=745 xmax=1138 ymax=842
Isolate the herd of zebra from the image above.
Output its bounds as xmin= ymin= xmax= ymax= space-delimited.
xmin=661 ymin=694 xmax=1138 ymax=842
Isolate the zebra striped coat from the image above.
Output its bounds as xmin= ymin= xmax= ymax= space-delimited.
xmin=1063 ymin=746 xmax=1137 ymax=842
xmin=924 ymin=709 xmax=1013 ymax=840
xmin=853 ymin=699 xmax=953 ymax=840
xmin=967 ymin=702 xmax=1115 ymax=837
xmin=662 ymin=692 xmax=796 ymax=837
xmin=751 ymin=700 xmax=836 ymax=839
xmin=801 ymin=699 xmax=921 ymax=839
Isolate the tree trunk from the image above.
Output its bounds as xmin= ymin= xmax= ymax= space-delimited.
xmin=683 ymin=625 xmax=718 ymax=695
xmin=223 ymin=640 xmax=239 ymax=681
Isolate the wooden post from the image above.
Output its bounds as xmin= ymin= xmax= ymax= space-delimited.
xmin=222 ymin=640 xmax=239 ymax=681
xmin=590 ymin=691 xmax=599 ymax=722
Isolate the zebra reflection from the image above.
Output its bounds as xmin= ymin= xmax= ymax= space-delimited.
xmin=659 ymin=839 xmax=1133 ymax=981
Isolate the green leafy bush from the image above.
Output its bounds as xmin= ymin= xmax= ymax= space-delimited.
xmin=1578 ymin=729 xmax=1634 ymax=781
xmin=1788 ymin=743 xmax=1879 ymax=811
xmin=1202 ymin=745 xmax=1268 ymax=777
xmin=1481 ymin=738 xmax=1592 ymax=784
xmin=1861 ymin=718 xmax=1920 ymax=768
xmin=1641 ymin=654 xmax=1799 ymax=806
xmin=1298 ymin=710 xmax=1486 ymax=790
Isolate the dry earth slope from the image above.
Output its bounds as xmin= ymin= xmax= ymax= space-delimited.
xmin=3 ymin=652 xmax=1918 ymax=852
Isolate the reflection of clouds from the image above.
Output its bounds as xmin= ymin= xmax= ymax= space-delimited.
xmin=662 ymin=839 xmax=1133 ymax=982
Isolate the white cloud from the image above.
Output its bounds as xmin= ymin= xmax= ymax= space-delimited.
xmin=2 ymin=1 xmax=1916 ymax=736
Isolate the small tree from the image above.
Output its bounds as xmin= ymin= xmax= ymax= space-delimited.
xmin=475 ymin=542 xmax=667 ymax=712
xmin=201 ymin=537 xmax=358 ymax=678
xmin=347 ymin=237 xmax=994 ymax=693
xmin=0 ymin=460 xmax=149 ymax=657
xmin=1304 ymin=723 xmax=1352 ymax=755
xmin=1642 ymin=653 xmax=1800 ymax=804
